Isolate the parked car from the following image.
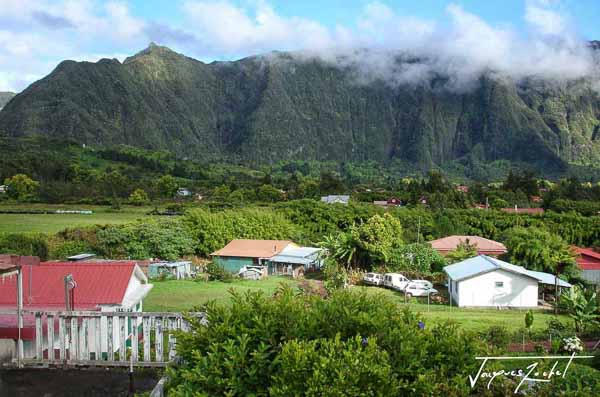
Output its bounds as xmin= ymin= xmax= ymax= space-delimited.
xmin=363 ymin=272 xmax=384 ymax=286
xmin=404 ymin=282 xmax=438 ymax=298
xmin=383 ymin=273 xmax=410 ymax=290
xmin=409 ymin=280 xmax=433 ymax=290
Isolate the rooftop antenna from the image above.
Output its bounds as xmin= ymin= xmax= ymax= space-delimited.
xmin=64 ymin=274 xmax=76 ymax=311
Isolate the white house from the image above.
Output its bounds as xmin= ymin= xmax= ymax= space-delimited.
xmin=321 ymin=195 xmax=350 ymax=205
xmin=444 ymin=255 xmax=571 ymax=308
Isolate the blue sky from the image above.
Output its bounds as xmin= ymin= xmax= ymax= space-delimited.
xmin=0 ymin=0 xmax=599 ymax=92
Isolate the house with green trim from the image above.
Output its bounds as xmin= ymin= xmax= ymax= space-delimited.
xmin=211 ymin=239 xmax=296 ymax=273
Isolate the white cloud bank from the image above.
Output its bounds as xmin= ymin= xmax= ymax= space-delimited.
xmin=0 ymin=0 xmax=598 ymax=92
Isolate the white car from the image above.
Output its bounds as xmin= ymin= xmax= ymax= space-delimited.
xmin=409 ymin=280 xmax=433 ymax=290
xmin=363 ymin=272 xmax=384 ymax=286
xmin=404 ymin=282 xmax=438 ymax=298
xmin=383 ymin=273 xmax=410 ymax=290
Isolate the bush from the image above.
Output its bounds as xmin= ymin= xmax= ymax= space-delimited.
xmin=481 ymin=325 xmax=511 ymax=351
xmin=166 ymin=287 xmax=482 ymax=396
xmin=205 ymin=261 xmax=233 ymax=282
xmin=0 ymin=233 xmax=49 ymax=260
xmin=270 ymin=335 xmax=400 ymax=396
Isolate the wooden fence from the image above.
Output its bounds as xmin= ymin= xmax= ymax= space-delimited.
xmin=4 ymin=310 xmax=201 ymax=368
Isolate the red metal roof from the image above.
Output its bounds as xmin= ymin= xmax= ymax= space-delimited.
xmin=0 ymin=263 xmax=136 ymax=310
xmin=500 ymin=207 xmax=545 ymax=215
xmin=573 ymin=247 xmax=600 ymax=270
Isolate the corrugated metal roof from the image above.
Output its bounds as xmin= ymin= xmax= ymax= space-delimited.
xmin=211 ymin=239 xmax=294 ymax=258
xmin=444 ymin=255 xmax=571 ymax=288
xmin=0 ymin=263 xmax=139 ymax=310
xmin=270 ymin=246 xmax=322 ymax=265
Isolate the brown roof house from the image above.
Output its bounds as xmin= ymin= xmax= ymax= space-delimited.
xmin=211 ymin=239 xmax=296 ymax=273
xmin=430 ymin=236 xmax=507 ymax=257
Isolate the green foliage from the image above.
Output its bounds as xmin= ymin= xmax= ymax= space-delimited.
xmin=270 ymin=335 xmax=400 ymax=396
xmin=128 ymin=188 xmax=149 ymax=206
xmin=167 ymin=287 xmax=481 ymax=396
xmin=525 ymin=310 xmax=534 ymax=332
xmin=256 ymin=184 xmax=283 ymax=202
xmin=481 ymin=325 xmax=511 ymax=351
xmin=3 ymin=174 xmax=39 ymax=201
xmin=155 ymin=175 xmax=178 ymax=198
xmin=504 ymin=226 xmax=579 ymax=278
xmin=49 ymin=239 xmax=91 ymax=260
xmin=560 ymin=286 xmax=600 ymax=334
xmin=205 ymin=261 xmax=233 ymax=282
xmin=184 ymin=208 xmax=299 ymax=257
xmin=0 ymin=233 xmax=49 ymax=260
xmin=95 ymin=219 xmax=195 ymax=260
xmin=386 ymin=243 xmax=446 ymax=274
xmin=445 ymin=239 xmax=479 ymax=264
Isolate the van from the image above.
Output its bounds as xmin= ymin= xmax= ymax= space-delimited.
xmin=383 ymin=273 xmax=410 ymax=290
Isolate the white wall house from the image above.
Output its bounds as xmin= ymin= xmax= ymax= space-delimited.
xmin=445 ymin=255 xmax=571 ymax=308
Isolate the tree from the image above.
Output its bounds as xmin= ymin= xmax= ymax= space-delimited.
xmin=504 ymin=227 xmax=579 ymax=278
xmin=156 ymin=175 xmax=178 ymax=198
xmin=560 ymin=286 xmax=600 ymax=334
xmin=256 ymin=184 xmax=283 ymax=202
xmin=129 ymin=188 xmax=149 ymax=206
xmin=445 ymin=239 xmax=478 ymax=264
xmin=3 ymin=174 xmax=39 ymax=201
xmin=101 ymin=170 xmax=128 ymax=198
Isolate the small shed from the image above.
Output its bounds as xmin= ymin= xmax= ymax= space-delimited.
xmin=268 ymin=246 xmax=323 ymax=278
xmin=148 ymin=261 xmax=192 ymax=280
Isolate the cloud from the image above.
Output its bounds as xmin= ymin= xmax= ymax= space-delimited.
xmin=0 ymin=0 xmax=598 ymax=93
xmin=525 ymin=0 xmax=568 ymax=36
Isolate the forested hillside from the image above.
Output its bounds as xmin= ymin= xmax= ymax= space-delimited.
xmin=0 ymin=44 xmax=599 ymax=174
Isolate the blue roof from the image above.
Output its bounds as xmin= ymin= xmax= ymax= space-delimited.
xmin=269 ymin=246 xmax=322 ymax=265
xmin=444 ymin=255 xmax=571 ymax=288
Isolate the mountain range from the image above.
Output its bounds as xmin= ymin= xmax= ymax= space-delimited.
xmin=0 ymin=43 xmax=599 ymax=174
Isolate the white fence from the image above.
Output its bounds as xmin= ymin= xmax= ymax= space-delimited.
xmin=3 ymin=310 xmax=200 ymax=367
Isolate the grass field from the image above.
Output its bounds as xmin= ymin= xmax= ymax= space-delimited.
xmin=0 ymin=204 xmax=158 ymax=233
xmin=144 ymin=278 xmax=571 ymax=333
xmin=143 ymin=277 xmax=298 ymax=311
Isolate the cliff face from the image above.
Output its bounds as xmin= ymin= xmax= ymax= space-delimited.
xmin=0 ymin=44 xmax=598 ymax=171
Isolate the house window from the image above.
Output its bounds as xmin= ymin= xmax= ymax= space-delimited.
xmin=495 ymin=281 xmax=504 ymax=288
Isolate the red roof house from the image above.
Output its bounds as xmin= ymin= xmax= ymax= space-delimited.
xmin=573 ymin=247 xmax=600 ymax=285
xmin=0 ymin=262 xmax=152 ymax=340
xmin=501 ymin=207 xmax=545 ymax=215
xmin=574 ymin=247 xmax=600 ymax=271
xmin=430 ymin=236 xmax=507 ymax=257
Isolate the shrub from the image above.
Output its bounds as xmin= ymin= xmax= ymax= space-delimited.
xmin=166 ymin=287 xmax=482 ymax=396
xmin=205 ymin=261 xmax=233 ymax=282
xmin=0 ymin=233 xmax=49 ymax=260
xmin=270 ymin=335 xmax=400 ymax=396
xmin=481 ymin=325 xmax=511 ymax=351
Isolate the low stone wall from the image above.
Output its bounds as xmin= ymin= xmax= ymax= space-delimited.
xmin=0 ymin=367 xmax=161 ymax=397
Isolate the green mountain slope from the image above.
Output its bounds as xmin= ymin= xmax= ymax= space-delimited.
xmin=0 ymin=91 xmax=15 ymax=109
xmin=0 ymin=43 xmax=599 ymax=172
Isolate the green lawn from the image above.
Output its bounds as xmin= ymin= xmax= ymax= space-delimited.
xmin=144 ymin=278 xmax=571 ymax=333
xmin=0 ymin=204 xmax=158 ymax=234
xmin=143 ymin=277 xmax=298 ymax=311
xmin=355 ymin=285 xmax=570 ymax=333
